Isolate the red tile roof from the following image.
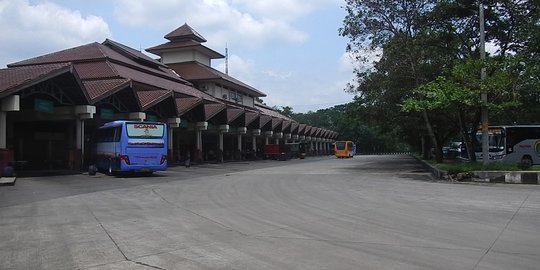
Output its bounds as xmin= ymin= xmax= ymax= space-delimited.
xmin=259 ymin=115 xmax=272 ymax=128
xmin=176 ymin=97 xmax=203 ymax=115
xmin=0 ymin=63 xmax=71 ymax=97
xmin=167 ymin=62 xmax=265 ymax=97
xmin=271 ymin=118 xmax=283 ymax=130
xmin=146 ymin=41 xmax=224 ymax=59
xmin=225 ymin=108 xmax=244 ymax=124
xmin=8 ymin=43 xmax=106 ymax=67
xmin=136 ymin=89 xmax=172 ymax=110
xmin=298 ymin=124 xmax=307 ymax=134
xmin=244 ymin=112 xmax=259 ymax=126
xmin=282 ymin=120 xmax=292 ymax=131
xmin=255 ymin=104 xmax=293 ymax=121
xmin=82 ymin=79 xmax=131 ymax=101
xmin=164 ymin=23 xmax=207 ymax=42
xmin=204 ymin=103 xmax=226 ymax=121
xmin=290 ymin=122 xmax=299 ymax=133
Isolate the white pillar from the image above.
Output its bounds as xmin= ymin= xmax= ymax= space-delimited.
xmin=219 ymin=132 xmax=224 ymax=151
xmin=76 ymin=119 xmax=82 ymax=149
xmin=237 ymin=134 xmax=242 ymax=151
xmin=168 ymin=127 xmax=173 ymax=152
xmin=265 ymin=137 xmax=269 ymax=145
xmin=275 ymin=138 xmax=279 ymax=144
xmin=252 ymin=135 xmax=257 ymax=151
xmin=197 ymin=130 xmax=202 ymax=151
xmin=0 ymin=95 xmax=19 ymax=148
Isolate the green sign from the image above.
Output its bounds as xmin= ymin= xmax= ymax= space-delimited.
xmin=34 ymin=98 xmax=53 ymax=113
xmin=100 ymin=108 xmax=114 ymax=119
xmin=146 ymin=114 xmax=158 ymax=122
xmin=180 ymin=119 xmax=189 ymax=128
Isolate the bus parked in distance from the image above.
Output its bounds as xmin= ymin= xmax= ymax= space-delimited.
xmin=475 ymin=125 xmax=540 ymax=166
xmin=94 ymin=121 xmax=168 ymax=174
xmin=335 ymin=141 xmax=356 ymax=158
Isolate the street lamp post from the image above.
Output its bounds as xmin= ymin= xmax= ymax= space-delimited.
xmin=480 ymin=2 xmax=489 ymax=165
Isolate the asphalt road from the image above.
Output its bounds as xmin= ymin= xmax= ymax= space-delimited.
xmin=1 ymin=155 xmax=539 ymax=269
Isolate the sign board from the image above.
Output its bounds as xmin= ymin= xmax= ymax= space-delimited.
xmin=34 ymin=98 xmax=53 ymax=113
xmin=146 ymin=114 xmax=158 ymax=122
xmin=180 ymin=119 xmax=189 ymax=128
xmin=100 ymin=108 xmax=114 ymax=119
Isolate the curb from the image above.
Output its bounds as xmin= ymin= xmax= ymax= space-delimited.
xmin=472 ymin=171 xmax=539 ymax=184
xmin=411 ymin=155 xmax=539 ymax=184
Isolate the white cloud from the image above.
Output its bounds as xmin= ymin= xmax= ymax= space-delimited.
xmin=0 ymin=0 xmax=112 ymax=67
xmin=263 ymin=70 xmax=293 ymax=80
xmin=215 ymin=54 xmax=256 ymax=84
xmin=112 ymin=0 xmax=335 ymax=49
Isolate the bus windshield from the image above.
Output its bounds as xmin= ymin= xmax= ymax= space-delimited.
xmin=126 ymin=123 xmax=164 ymax=138
xmin=336 ymin=141 xmax=346 ymax=150
xmin=475 ymin=129 xmax=505 ymax=152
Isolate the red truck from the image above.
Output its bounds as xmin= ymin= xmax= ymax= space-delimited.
xmin=263 ymin=144 xmax=290 ymax=161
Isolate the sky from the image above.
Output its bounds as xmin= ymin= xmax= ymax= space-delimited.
xmin=0 ymin=0 xmax=358 ymax=113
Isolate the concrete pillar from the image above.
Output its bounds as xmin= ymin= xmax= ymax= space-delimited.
xmin=167 ymin=118 xmax=180 ymax=162
xmin=265 ymin=131 xmax=272 ymax=145
xmin=219 ymin=132 xmax=224 ymax=151
xmin=218 ymin=125 xmax=229 ymax=162
xmin=0 ymin=96 xmax=20 ymax=149
xmin=237 ymin=134 xmax=242 ymax=152
xmin=196 ymin=122 xmax=208 ymax=162
xmin=76 ymin=119 xmax=83 ymax=150
xmin=275 ymin=138 xmax=279 ymax=144
xmin=251 ymin=129 xmax=260 ymax=152
xmin=73 ymin=105 xmax=95 ymax=169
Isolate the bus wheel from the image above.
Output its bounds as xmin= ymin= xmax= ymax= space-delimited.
xmin=520 ymin=156 xmax=533 ymax=169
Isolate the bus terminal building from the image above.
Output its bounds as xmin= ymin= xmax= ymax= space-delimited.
xmin=0 ymin=24 xmax=337 ymax=172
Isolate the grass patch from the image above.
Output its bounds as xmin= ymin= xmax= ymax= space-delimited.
xmin=434 ymin=162 xmax=540 ymax=174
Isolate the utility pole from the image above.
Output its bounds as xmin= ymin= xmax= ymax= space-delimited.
xmin=480 ymin=2 xmax=489 ymax=165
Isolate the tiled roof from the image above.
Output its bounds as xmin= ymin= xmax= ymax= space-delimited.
xmin=82 ymin=79 xmax=131 ymax=101
xmin=74 ymin=61 xmax=117 ymax=80
xmin=146 ymin=41 xmax=224 ymax=59
xmin=298 ymin=124 xmax=307 ymax=134
xmin=103 ymin=39 xmax=167 ymax=68
xmin=244 ymin=112 xmax=259 ymax=126
xmin=0 ymin=63 xmax=71 ymax=97
xmin=204 ymin=103 xmax=226 ymax=121
xmin=290 ymin=122 xmax=299 ymax=133
xmin=259 ymin=115 xmax=272 ymax=128
xmin=136 ymin=89 xmax=172 ymax=110
xmin=225 ymin=108 xmax=245 ymax=124
xmin=176 ymin=97 xmax=203 ymax=115
xmin=282 ymin=120 xmax=292 ymax=131
xmin=271 ymin=118 xmax=283 ymax=130
xmin=164 ymin=23 xmax=207 ymax=42
xmin=8 ymin=43 xmax=105 ymax=67
xmin=255 ymin=104 xmax=293 ymax=121
xmin=305 ymin=126 xmax=313 ymax=136
xmin=168 ymin=62 xmax=265 ymax=97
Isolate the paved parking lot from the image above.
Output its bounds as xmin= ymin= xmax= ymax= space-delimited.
xmin=1 ymin=155 xmax=539 ymax=269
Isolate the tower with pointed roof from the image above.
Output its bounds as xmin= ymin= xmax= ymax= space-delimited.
xmin=146 ymin=23 xmax=224 ymax=67
xmin=147 ymin=23 xmax=265 ymax=108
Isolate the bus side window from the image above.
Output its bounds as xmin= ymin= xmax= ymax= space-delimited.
xmin=97 ymin=128 xmax=116 ymax=143
xmin=113 ymin=126 xmax=121 ymax=142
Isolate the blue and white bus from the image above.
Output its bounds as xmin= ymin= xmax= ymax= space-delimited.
xmin=475 ymin=125 xmax=540 ymax=166
xmin=94 ymin=121 xmax=168 ymax=174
